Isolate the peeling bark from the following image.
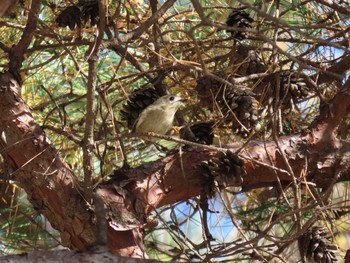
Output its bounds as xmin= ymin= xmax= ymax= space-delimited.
xmin=3 ymin=70 xmax=350 ymax=257
xmin=0 ymin=72 xmax=95 ymax=250
xmin=102 ymin=133 xmax=350 ymax=218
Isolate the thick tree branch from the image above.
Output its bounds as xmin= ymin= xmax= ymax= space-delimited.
xmin=98 ymin=132 xmax=350 ymax=224
xmin=8 ymin=0 xmax=42 ymax=82
xmin=308 ymin=80 xmax=350 ymax=151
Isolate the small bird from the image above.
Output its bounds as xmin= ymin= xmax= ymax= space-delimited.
xmin=133 ymin=94 xmax=184 ymax=136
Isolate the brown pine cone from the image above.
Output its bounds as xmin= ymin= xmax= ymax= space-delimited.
xmin=217 ymin=85 xmax=259 ymax=136
xmin=196 ymin=72 xmax=260 ymax=136
xmin=278 ymin=70 xmax=309 ymax=105
xmin=56 ymin=6 xmax=82 ymax=30
xmin=79 ymin=0 xmax=99 ymax=25
xmin=201 ymin=151 xmax=244 ymax=197
xmin=226 ymin=9 xmax=254 ymax=40
xmin=180 ymin=120 xmax=215 ymax=145
xmin=229 ymin=45 xmax=266 ymax=77
xmin=195 ymin=71 xmax=227 ymax=106
xmin=299 ymin=226 xmax=339 ymax=263
xmin=255 ymin=70 xmax=310 ymax=112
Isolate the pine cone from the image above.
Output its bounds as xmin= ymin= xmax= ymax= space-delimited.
xmin=245 ymin=49 xmax=266 ymax=75
xmin=195 ymin=71 xmax=227 ymax=106
xmin=255 ymin=70 xmax=310 ymax=111
xmin=56 ymin=6 xmax=82 ymax=30
xmin=230 ymin=45 xmax=266 ymax=76
xmin=299 ymin=226 xmax=339 ymax=263
xmin=189 ymin=121 xmax=215 ymax=145
xmin=79 ymin=0 xmax=99 ymax=25
xmin=277 ymin=70 xmax=309 ymax=106
xmin=226 ymin=9 xmax=254 ymax=40
xmin=180 ymin=120 xmax=215 ymax=145
xmin=218 ymin=85 xmax=259 ymax=136
xmin=196 ymin=72 xmax=260 ymax=136
xmin=201 ymin=151 xmax=244 ymax=197
xmin=120 ymin=87 xmax=160 ymax=130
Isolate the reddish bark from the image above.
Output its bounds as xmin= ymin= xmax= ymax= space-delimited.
xmin=104 ymin=133 xmax=350 ymax=217
xmin=0 ymin=72 xmax=95 ymax=250
xmin=3 ymin=70 xmax=350 ymax=257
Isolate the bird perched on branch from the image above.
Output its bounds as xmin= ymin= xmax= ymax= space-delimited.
xmin=133 ymin=95 xmax=184 ymax=136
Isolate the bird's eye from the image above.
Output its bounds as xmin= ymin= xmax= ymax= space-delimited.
xmin=169 ymin=96 xmax=175 ymax=101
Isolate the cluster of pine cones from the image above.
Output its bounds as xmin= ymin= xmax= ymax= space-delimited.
xmin=56 ymin=0 xmax=99 ymax=30
xmin=191 ymin=9 xmax=312 ymax=136
xmin=195 ymin=69 xmax=310 ymax=136
xmin=120 ymin=9 xmax=312 ymax=140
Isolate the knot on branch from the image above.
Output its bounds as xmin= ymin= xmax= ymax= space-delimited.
xmin=97 ymin=168 xmax=148 ymax=231
xmin=298 ymin=226 xmax=339 ymax=263
xmin=200 ymin=151 xmax=244 ymax=197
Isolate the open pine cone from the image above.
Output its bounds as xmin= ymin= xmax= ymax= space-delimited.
xmin=180 ymin=120 xmax=215 ymax=145
xmin=79 ymin=0 xmax=99 ymax=25
xmin=299 ymin=226 xmax=339 ymax=263
xmin=120 ymin=87 xmax=160 ymax=130
xmin=217 ymin=85 xmax=259 ymax=136
xmin=56 ymin=0 xmax=99 ymax=30
xmin=233 ymin=45 xmax=266 ymax=76
xmin=255 ymin=69 xmax=310 ymax=112
xmin=196 ymin=72 xmax=259 ymax=136
xmin=195 ymin=71 xmax=227 ymax=106
xmin=278 ymin=70 xmax=309 ymax=105
xmin=226 ymin=9 xmax=254 ymax=40
xmin=201 ymin=151 xmax=244 ymax=197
